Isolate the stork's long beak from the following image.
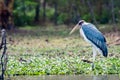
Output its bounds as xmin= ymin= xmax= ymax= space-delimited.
xmin=69 ymin=24 xmax=79 ymax=35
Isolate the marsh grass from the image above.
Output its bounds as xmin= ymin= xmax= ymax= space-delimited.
xmin=4 ymin=25 xmax=120 ymax=75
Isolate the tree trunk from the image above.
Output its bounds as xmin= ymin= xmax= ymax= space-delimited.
xmin=7 ymin=0 xmax=14 ymax=30
xmin=34 ymin=0 xmax=40 ymax=22
xmin=4 ymin=0 xmax=9 ymax=6
xmin=96 ymin=0 xmax=102 ymax=16
xmin=110 ymin=0 xmax=116 ymax=31
xmin=54 ymin=1 xmax=58 ymax=25
xmin=22 ymin=0 xmax=26 ymax=24
xmin=86 ymin=0 xmax=97 ymax=25
xmin=0 ymin=0 xmax=14 ymax=30
xmin=43 ymin=0 xmax=46 ymax=22
xmin=110 ymin=0 xmax=115 ymax=24
xmin=72 ymin=3 xmax=80 ymax=23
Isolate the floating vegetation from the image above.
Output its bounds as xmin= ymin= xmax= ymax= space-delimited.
xmin=5 ymin=26 xmax=120 ymax=75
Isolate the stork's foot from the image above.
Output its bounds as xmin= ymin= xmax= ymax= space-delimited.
xmin=91 ymin=63 xmax=95 ymax=70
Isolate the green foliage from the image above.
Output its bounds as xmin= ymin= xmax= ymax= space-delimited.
xmin=13 ymin=12 xmax=34 ymax=26
xmin=82 ymin=13 xmax=91 ymax=22
xmin=13 ymin=0 xmax=120 ymax=26
xmin=13 ymin=0 xmax=37 ymax=26
xmin=7 ymin=55 xmax=120 ymax=75
xmin=46 ymin=8 xmax=55 ymax=21
xmin=5 ymin=26 xmax=120 ymax=75
xmin=99 ymin=10 xmax=111 ymax=24
xmin=57 ymin=13 xmax=69 ymax=24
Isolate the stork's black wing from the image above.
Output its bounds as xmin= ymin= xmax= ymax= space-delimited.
xmin=82 ymin=23 xmax=108 ymax=57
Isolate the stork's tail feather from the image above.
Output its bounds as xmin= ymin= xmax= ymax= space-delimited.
xmin=103 ymin=50 xmax=108 ymax=57
xmin=102 ymin=43 xmax=108 ymax=57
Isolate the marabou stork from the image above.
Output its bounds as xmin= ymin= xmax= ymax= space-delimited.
xmin=70 ymin=20 xmax=108 ymax=69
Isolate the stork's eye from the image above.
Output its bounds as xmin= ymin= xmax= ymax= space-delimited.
xmin=78 ymin=20 xmax=84 ymax=25
xmin=78 ymin=22 xmax=81 ymax=25
xmin=78 ymin=21 xmax=83 ymax=25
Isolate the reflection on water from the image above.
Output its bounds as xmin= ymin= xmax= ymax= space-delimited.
xmin=6 ymin=75 xmax=119 ymax=80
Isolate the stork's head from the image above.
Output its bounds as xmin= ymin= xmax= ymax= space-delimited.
xmin=69 ymin=20 xmax=85 ymax=34
xmin=78 ymin=20 xmax=85 ymax=26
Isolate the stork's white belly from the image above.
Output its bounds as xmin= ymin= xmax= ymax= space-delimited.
xmin=80 ymin=28 xmax=102 ymax=54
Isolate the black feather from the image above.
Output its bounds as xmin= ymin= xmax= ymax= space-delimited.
xmin=82 ymin=23 xmax=108 ymax=57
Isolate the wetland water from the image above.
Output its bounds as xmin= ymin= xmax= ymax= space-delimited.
xmin=6 ymin=74 xmax=120 ymax=80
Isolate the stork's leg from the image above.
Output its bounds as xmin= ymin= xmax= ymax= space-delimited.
xmin=92 ymin=47 xmax=97 ymax=70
